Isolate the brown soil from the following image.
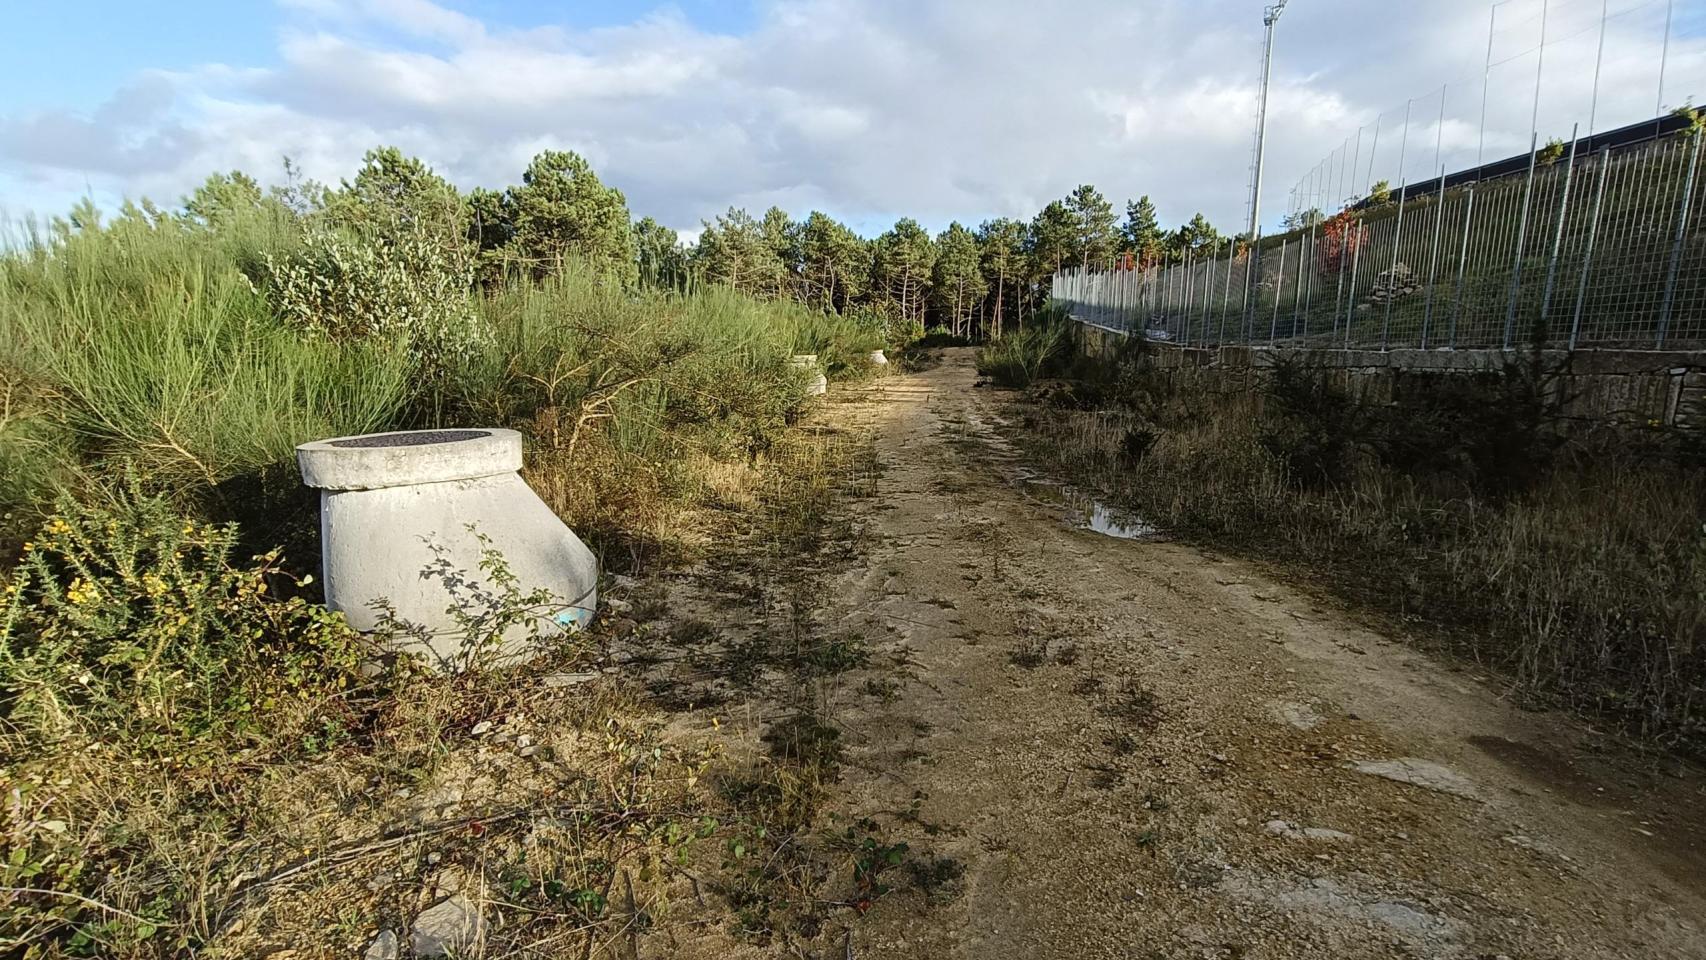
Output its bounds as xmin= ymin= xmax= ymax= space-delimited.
xmin=791 ymin=348 xmax=1706 ymax=959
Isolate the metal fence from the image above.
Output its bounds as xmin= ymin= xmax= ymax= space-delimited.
xmin=1052 ymin=129 xmax=1706 ymax=351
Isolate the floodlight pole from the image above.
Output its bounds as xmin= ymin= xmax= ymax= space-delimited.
xmin=1247 ymin=0 xmax=1290 ymax=245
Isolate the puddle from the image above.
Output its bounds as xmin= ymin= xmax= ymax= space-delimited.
xmin=1013 ymin=474 xmax=1163 ymax=541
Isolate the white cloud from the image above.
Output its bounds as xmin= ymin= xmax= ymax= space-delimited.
xmin=2 ymin=0 xmax=1702 ymax=235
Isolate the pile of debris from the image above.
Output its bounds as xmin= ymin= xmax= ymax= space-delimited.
xmin=1365 ymin=263 xmax=1420 ymax=306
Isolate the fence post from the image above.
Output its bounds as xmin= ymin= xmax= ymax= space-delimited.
xmin=1344 ymin=222 xmax=1363 ymax=345
xmin=1539 ymin=124 xmax=1582 ymax=340
xmin=1658 ymin=132 xmax=1702 ymax=347
xmin=1421 ymin=166 xmax=1448 ymax=348
xmin=1202 ymin=254 xmax=1216 ymax=343
xmin=1383 ymin=177 xmax=1410 ymax=351
xmin=1218 ymin=241 xmax=1235 ymax=345
xmin=1333 ymin=215 xmax=1348 ymax=335
xmin=1292 ymin=229 xmax=1307 ymax=339
xmin=1183 ymin=251 xmax=1196 ymax=346
xmin=1504 ymin=132 xmax=1541 ymax=350
xmin=1242 ymin=246 xmax=1255 ymax=342
xmin=1570 ymin=148 xmax=1612 ymax=349
xmin=1270 ymin=239 xmax=1288 ymax=345
xmin=1450 ymin=185 xmax=1477 ymax=348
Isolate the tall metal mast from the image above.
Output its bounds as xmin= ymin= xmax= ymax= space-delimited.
xmin=1246 ymin=0 xmax=1291 ymax=243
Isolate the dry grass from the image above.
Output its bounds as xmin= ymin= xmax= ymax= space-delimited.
xmin=2 ymin=409 xmax=913 ymax=958
xmin=1012 ymin=362 xmax=1706 ymax=751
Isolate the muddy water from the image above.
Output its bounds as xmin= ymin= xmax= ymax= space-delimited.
xmin=1011 ymin=473 xmax=1161 ymax=540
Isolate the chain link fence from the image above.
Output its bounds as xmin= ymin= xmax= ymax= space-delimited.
xmin=1053 ymin=128 xmax=1706 ymax=351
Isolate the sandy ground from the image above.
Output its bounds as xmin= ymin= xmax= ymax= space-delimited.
xmin=788 ymin=348 xmax=1706 ymax=959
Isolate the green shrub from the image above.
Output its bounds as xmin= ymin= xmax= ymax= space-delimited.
xmin=975 ymin=321 xmax=1072 ymax=388
xmin=251 ymin=222 xmax=488 ymax=383
xmin=0 ymin=477 xmax=377 ymax=754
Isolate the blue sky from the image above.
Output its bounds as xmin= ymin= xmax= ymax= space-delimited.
xmin=3 ymin=1 xmax=1703 ymax=237
xmin=1 ymin=2 xmax=758 ymax=113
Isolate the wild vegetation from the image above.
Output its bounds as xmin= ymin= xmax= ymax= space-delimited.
xmin=0 ymin=146 xmax=907 ymax=955
xmin=990 ymin=322 xmax=1706 ymax=750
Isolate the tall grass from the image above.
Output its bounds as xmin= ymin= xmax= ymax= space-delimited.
xmin=0 ymin=217 xmax=881 ymax=549
xmin=0 ymin=217 xmax=413 ymax=519
xmin=974 ymin=305 xmax=1075 ymax=387
xmin=1016 ymin=353 xmax=1706 ymax=749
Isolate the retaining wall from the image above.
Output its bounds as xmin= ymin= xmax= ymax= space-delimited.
xmin=1075 ymin=321 xmax=1706 ymax=431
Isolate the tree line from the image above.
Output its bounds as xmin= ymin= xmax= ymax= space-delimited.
xmin=140 ymin=147 xmax=1235 ymax=342
xmin=669 ymin=186 xmax=1233 ymax=340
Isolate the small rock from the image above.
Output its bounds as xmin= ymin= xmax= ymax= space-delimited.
xmin=1353 ymin=758 xmax=1480 ymax=800
xmin=363 ymin=930 xmax=399 ymax=960
xmin=518 ymin=745 xmax=540 ymax=758
xmin=604 ymin=597 xmax=633 ymax=615
xmin=542 ymin=672 xmax=600 ymax=688
xmin=1263 ymin=820 xmax=1353 ymax=842
xmin=1270 ymin=701 xmax=1324 ymax=731
xmin=470 ymin=720 xmax=493 ymax=737
xmin=516 ymin=734 xmax=533 ymax=749
xmin=411 ymin=895 xmax=484 ymax=958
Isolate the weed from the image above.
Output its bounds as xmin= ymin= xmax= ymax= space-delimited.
xmin=1102 ymin=682 xmax=1163 ymax=729
xmin=906 ymin=855 xmax=966 ymax=904
xmin=1009 ymin=637 xmax=1050 ymax=669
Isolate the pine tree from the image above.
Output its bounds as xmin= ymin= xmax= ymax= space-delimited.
xmin=692 ymin=208 xmax=785 ymax=297
xmin=872 ymin=219 xmax=936 ymax=331
xmin=798 ymin=212 xmax=870 ymax=312
xmin=1122 ymin=196 xmax=1164 ymax=268
xmin=760 ymin=207 xmax=800 ymax=299
xmin=507 ymin=150 xmax=638 ymax=284
xmin=1064 ymin=184 xmax=1118 ymax=272
xmin=634 ymin=217 xmax=687 ymax=289
xmin=1027 ymin=201 xmax=1076 ymax=279
xmin=1169 ymin=213 xmax=1223 ymax=261
xmin=977 ymin=218 xmax=1026 ymax=338
xmin=324 ymin=147 xmax=468 ymax=255
xmin=932 ymin=223 xmax=988 ymax=338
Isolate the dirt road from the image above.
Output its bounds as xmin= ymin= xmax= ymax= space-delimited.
xmin=806 ymin=348 xmax=1706 ymax=959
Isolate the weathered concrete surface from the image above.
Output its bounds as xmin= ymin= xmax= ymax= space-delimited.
xmin=297 ymin=429 xmax=597 ymax=670
xmin=791 ymin=354 xmax=829 ymax=396
xmin=1075 ymin=323 xmax=1706 ymax=430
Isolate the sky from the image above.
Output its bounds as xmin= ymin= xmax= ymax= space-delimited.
xmin=3 ymin=0 xmax=1704 ymax=238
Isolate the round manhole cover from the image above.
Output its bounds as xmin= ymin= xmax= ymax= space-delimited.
xmin=329 ymin=430 xmax=493 ymax=449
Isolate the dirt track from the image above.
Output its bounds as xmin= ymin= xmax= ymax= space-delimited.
xmin=804 ymin=348 xmax=1706 ymax=959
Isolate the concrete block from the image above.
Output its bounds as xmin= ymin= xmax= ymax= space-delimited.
xmin=297 ymin=429 xmax=598 ymax=671
xmin=791 ymin=355 xmax=829 ymax=396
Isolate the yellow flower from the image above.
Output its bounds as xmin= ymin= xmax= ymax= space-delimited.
xmin=66 ymin=578 xmax=97 ymax=605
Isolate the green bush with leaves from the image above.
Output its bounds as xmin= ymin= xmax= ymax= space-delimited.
xmin=0 ymin=478 xmax=377 ymax=754
xmin=252 ymin=223 xmax=488 ymax=382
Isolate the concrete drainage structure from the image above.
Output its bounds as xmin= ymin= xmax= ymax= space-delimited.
xmin=791 ymin=354 xmax=829 ymax=395
xmin=297 ymin=428 xmax=597 ymax=670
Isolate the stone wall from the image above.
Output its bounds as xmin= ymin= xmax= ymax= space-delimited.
xmin=1073 ymin=321 xmax=1706 ymax=431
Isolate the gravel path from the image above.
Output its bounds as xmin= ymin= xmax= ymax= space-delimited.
xmin=812 ymin=348 xmax=1706 ymax=959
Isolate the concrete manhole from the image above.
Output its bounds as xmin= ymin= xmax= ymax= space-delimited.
xmin=297 ymin=428 xmax=598 ymax=670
